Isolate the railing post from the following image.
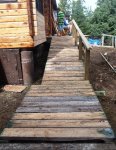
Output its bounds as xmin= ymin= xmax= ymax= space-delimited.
xmin=85 ymin=49 xmax=90 ymax=80
xmin=72 ymin=25 xmax=75 ymax=38
xmin=79 ymin=37 xmax=83 ymax=60
xmin=75 ymin=30 xmax=78 ymax=46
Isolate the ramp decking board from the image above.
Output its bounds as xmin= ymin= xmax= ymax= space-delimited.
xmin=0 ymin=36 xmax=114 ymax=142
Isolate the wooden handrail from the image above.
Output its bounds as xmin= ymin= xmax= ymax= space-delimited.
xmin=72 ymin=19 xmax=92 ymax=50
xmin=71 ymin=19 xmax=92 ymax=80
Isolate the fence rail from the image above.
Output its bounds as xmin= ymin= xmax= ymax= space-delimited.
xmin=71 ymin=19 xmax=92 ymax=80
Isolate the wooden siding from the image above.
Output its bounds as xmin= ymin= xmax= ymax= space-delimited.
xmin=43 ymin=0 xmax=52 ymax=36
xmin=0 ymin=0 xmax=46 ymax=49
xmin=33 ymin=8 xmax=46 ymax=46
xmin=43 ymin=0 xmax=57 ymax=36
xmin=0 ymin=49 xmax=23 ymax=84
xmin=0 ymin=0 xmax=33 ymax=48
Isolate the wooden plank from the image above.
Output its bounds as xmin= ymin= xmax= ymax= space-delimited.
xmin=47 ymin=58 xmax=80 ymax=62
xmin=1 ymin=128 xmax=114 ymax=140
xmin=29 ymin=89 xmax=94 ymax=93
xmin=21 ymin=100 xmax=99 ymax=107
xmin=23 ymin=96 xmax=98 ymax=102
xmin=11 ymin=120 xmax=109 ymax=128
xmin=0 ymin=2 xmax=35 ymax=9
xmin=43 ymin=77 xmax=84 ymax=81
xmin=43 ymin=73 xmax=84 ymax=77
xmin=44 ymin=71 xmax=84 ymax=74
xmin=27 ymin=90 xmax=96 ymax=96
xmin=0 ymin=22 xmax=28 ymax=28
xmin=0 ymin=33 xmax=30 ymax=37
xmin=0 ymin=36 xmax=33 ymax=43
xmin=45 ymin=66 xmax=84 ymax=71
xmin=0 ymin=3 xmax=28 ymax=10
xmin=26 ymin=91 xmax=96 ymax=97
xmin=46 ymin=64 xmax=83 ymax=67
xmin=16 ymin=105 xmax=102 ymax=113
xmin=23 ymin=96 xmax=98 ymax=104
xmin=12 ymin=112 xmax=106 ymax=120
xmin=48 ymin=49 xmax=77 ymax=52
xmin=0 ymin=15 xmax=28 ymax=22
xmin=85 ymin=49 xmax=90 ymax=80
xmin=48 ymin=51 xmax=78 ymax=54
xmin=0 ymin=42 xmax=34 ymax=48
xmin=0 ymin=9 xmax=28 ymax=16
xmin=46 ymin=62 xmax=83 ymax=65
xmin=42 ymin=80 xmax=90 ymax=85
xmin=0 ymin=28 xmax=29 ymax=34
xmin=33 ymin=85 xmax=92 ymax=89
xmin=51 ymin=42 xmax=74 ymax=44
xmin=48 ymin=54 xmax=79 ymax=57
xmin=47 ymin=56 xmax=79 ymax=59
xmin=27 ymin=0 xmax=34 ymax=36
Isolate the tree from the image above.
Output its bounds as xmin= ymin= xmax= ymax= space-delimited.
xmin=89 ymin=0 xmax=116 ymax=36
xmin=59 ymin=0 xmax=72 ymax=15
xmin=71 ymin=0 xmax=87 ymax=33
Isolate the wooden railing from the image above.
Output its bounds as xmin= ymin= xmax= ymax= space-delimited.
xmin=71 ymin=19 xmax=92 ymax=80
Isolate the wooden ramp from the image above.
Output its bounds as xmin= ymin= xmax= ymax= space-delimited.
xmin=0 ymin=36 xmax=114 ymax=142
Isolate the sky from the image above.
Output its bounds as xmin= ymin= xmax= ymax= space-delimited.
xmin=56 ymin=0 xmax=97 ymax=11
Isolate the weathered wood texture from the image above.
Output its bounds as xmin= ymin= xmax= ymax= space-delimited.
xmin=0 ymin=36 xmax=114 ymax=142
xmin=0 ymin=0 xmax=46 ymax=48
xmin=0 ymin=143 xmax=116 ymax=150
xmin=43 ymin=0 xmax=56 ymax=36
xmin=0 ymin=49 xmax=23 ymax=84
xmin=34 ymin=6 xmax=46 ymax=46
xmin=72 ymin=20 xmax=92 ymax=80
xmin=43 ymin=0 xmax=51 ymax=36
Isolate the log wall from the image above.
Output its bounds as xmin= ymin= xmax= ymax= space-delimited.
xmin=43 ymin=0 xmax=53 ymax=37
xmin=0 ymin=0 xmax=46 ymax=49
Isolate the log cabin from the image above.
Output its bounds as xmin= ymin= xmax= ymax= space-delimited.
xmin=0 ymin=0 xmax=57 ymax=85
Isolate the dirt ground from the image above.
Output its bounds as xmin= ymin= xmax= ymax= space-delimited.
xmin=0 ymin=88 xmax=27 ymax=133
xmin=0 ymin=46 xmax=116 ymax=140
xmin=90 ymin=46 xmax=116 ymax=136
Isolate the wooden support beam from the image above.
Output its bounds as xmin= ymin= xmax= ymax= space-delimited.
xmin=75 ymin=30 xmax=78 ymax=46
xmin=79 ymin=37 xmax=83 ymax=60
xmin=85 ymin=49 xmax=90 ymax=80
xmin=102 ymin=35 xmax=104 ymax=46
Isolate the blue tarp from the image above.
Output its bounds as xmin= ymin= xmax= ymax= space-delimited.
xmin=88 ymin=38 xmax=101 ymax=45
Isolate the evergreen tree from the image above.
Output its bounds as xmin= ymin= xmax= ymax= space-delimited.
xmin=72 ymin=0 xmax=87 ymax=33
xmin=59 ymin=0 xmax=72 ymax=15
xmin=90 ymin=0 xmax=116 ymax=36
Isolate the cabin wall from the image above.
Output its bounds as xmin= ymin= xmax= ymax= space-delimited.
xmin=43 ymin=0 xmax=57 ymax=37
xmin=33 ymin=2 xmax=46 ymax=46
xmin=43 ymin=0 xmax=52 ymax=36
xmin=0 ymin=0 xmax=35 ymax=48
xmin=0 ymin=0 xmax=55 ymax=85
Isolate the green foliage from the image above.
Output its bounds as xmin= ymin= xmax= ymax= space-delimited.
xmin=72 ymin=0 xmax=87 ymax=33
xmin=59 ymin=0 xmax=72 ymax=15
xmin=58 ymin=0 xmax=116 ymax=37
xmin=89 ymin=0 xmax=116 ymax=36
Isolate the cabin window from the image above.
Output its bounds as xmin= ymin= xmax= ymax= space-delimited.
xmin=36 ymin=0 xmax=43 ymax=14
xmin=0 ymin=0 xmax=17 ymax=2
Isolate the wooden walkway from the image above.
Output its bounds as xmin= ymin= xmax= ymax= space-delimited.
xmin=0 ymin=36 xmax=115 ymax=142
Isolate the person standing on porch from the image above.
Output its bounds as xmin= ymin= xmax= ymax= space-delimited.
xmin=57 ymin=8 xmax=65 ymax=36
